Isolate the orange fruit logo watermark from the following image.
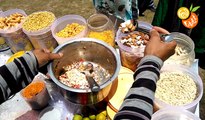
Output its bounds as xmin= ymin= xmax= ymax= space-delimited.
xmin=182 ymin=12 xmax=198 ymax=29
xmin=177 ymin=4 xmax=200 ymax=29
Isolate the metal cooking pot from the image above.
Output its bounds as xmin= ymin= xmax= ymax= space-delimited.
xmin=48 ymin=38 xmax=121 ymax=105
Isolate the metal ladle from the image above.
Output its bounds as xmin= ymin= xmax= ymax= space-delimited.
xmin=82 ymin=62 xmax=100 ymax=92
xmin=160 ymin=33 xmax=175 ymax=42
xmin=133 ymin=20 xmax=175 ymax=42
xmin=135 ymin=27 xmax=175 ymax=42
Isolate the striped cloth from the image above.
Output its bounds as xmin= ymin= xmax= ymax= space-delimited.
xmin=0 ymin=52 xmax=38 ymax=104
xmin=114 ymin=55 xmax=163 ymax=120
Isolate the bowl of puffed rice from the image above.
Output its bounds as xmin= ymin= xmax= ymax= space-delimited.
xmin=51 ymin=15 xmax=88 ymax=45
xmin=154 ymin=64 xmax=203 ymax=113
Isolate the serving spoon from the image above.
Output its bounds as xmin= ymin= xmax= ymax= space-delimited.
xmin=82 ymin=62 xmax=100 ymax=92
xmin=120 ymin=20 xmax=175 ymax=42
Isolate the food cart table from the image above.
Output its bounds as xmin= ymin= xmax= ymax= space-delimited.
xmin=0 ymin=60 xmax=201 ymax=120
xmin=0 ymin=74 xmax=77 ymax=120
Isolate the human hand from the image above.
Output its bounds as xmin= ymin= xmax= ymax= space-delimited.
xmin=33 ymin=49 xmax=63 ymax=67
xmin=144 ymin=29 xmax=177 ymax=61
xmin=152 ymin=26 xmax=170 ymax=34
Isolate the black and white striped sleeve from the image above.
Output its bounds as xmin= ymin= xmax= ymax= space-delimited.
xmin=0 ymin=51 xmax=38 ymax=104
xmin=114 ymin=55 xmax=163 ymax=120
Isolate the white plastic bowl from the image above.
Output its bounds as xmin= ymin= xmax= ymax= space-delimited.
xmin=152 ymin=107 xmax=201 ymax=120
xmin=51 ymin=15 xmax=87 ymax=45
xmin=154 ymin=64 xmax=203 ymax=113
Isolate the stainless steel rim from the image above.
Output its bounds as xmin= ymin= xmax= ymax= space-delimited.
xmin=48 ymin=38 xmax=121 ymax=93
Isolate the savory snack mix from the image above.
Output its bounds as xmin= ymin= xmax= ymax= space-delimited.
xmin=0 ymin=13 xmax=25 ymax=30
xmin=120 ymin=31 xmax=149 ymax=48
xmin=56 ymin=23 xmax=85 ymax=38
xmin=88 ymin=30 xmax=114 ymax=47
xmin=22 ymin=11 xmax=55 ymax=31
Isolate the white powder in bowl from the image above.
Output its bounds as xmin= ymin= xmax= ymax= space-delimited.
xmin=40 ymin=107 xmax=61 ymax=120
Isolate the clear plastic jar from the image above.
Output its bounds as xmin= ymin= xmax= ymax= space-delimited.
xmin=164 ymin=32 xmax=195 ymax=66
xmin=22 ymin=11 xmax=57 ymax=51
xmin=87 ymin=14 xmax=115 ymax=47
xmin=116 ymin=21 xmax=152 ymax=71
xmin=51 ymin=15 xmax=87 ymax=45
xmin=0 ymin=9 xmax=34 ymax=53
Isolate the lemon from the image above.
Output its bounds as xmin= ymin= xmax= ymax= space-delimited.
xmin=89 ymin=115 xmax=96 ymax=120
xmin=96 ymin=113 xmax=106 ymax=120
xmin=177 ymin=7 xmax=190 ymax=20
xmin=73 ymin=114 xmax=83 ymax=120
xmin=100 ymin=110 xmax=107 ymax=117
xmin=83 ymin=117 xmax=90 ymax=120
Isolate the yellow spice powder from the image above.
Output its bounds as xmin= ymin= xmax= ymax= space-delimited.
xmin=88 ymin=30 xmax=115 ymax=47
xmin=22 ymin=81 xmax=45 ymax=99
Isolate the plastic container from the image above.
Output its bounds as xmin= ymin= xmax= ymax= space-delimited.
xmin=22 ymin=11 xmax=57 ymax=51
xmin=87 ymin=14 xmax=115 ymax=47
xmin=51 ymin=15 xmax=87 ymax=45
xmin=39 ymin=106 xmax=62 ymax=120
xmin=154 ymin=64 xmax=203 ymax=113
xmin=21 ymin=80 xmax=51 ymax=110
xmin=164 ymin=32 xmax=195 ymax=66
xmin=0 ymin=9 xmax=34 ymax=53
xmin=152 ymin=107 xmax=201 ymax=120
xmin=0 ymin=36 xmax=9 ymax=50
xmin=116 ymin=21 xmax=152 ymax=71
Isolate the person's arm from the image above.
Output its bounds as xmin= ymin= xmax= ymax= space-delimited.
xmin=114 ymin=29 xmax=176 ymax=120
xmin=0 ymin=49 xmax=62 ymax=104
xmin=0 ymin=51 xmax=38 ymax=104
xmin=114 ymin=56 xmax=162 ymax=120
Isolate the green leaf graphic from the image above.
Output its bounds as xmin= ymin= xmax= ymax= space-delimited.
xmin=191 ymin=6 xmax=200 ymax=12
xmin=190 ymin=4 xmax=193 ymax=11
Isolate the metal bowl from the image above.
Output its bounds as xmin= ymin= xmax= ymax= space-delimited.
xmin=48 ymin=38 xmax=121 ymax=105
